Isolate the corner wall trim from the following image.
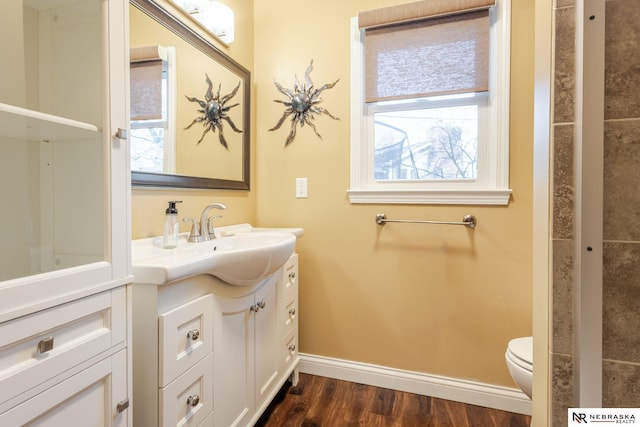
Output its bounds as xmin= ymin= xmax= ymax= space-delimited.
xmin=298 ymin=353 xmax=532 ymax=416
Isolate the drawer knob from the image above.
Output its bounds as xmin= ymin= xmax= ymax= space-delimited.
xmin=187 ymin=395 xmax=200 ymax=407
xmin=288 ymin=344 xmax=296 ymax=352
xmin=187 ymin=329 xmax=200 ymax=341
xmin=37 ymin=336 xmax=54 ymax=354
xmin=289 ymin=272 xmax=296 ymax=282
xmin=116 ymin=398 xmax=130 ymax=413
xmin=289 ymin=308 xmax=296 ymax=316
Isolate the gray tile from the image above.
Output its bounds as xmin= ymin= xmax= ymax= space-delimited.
xmin=551 ymin=353 xmax=574 ymax=427
xmin=553 ymin=239 xmax=574 ymax=355
xmin=603 ymin=119 xmax=640 ymax=241
xmin=603 ymin=360 xmax=640 ymax=407
xmin=603 ymin=242 xmax=640 ymax=363
xmin=552 ymin=124 xmax=574 ymax=240
xmin=605 ymin=0 xmax=640 ymax=120
xmin=555 ymin=0 xmax=575 ymax=8
xmin=554 ymin=6 xmax=576 ymax=124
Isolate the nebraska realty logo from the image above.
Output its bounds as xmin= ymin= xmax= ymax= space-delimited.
xmin=569 ymin=408 xmax=639 ymax=425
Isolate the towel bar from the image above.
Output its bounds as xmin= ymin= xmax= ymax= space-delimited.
xmin=375 ymin=213 xmax=477 ymax=229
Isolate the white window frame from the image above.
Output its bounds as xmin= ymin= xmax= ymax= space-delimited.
xmin=348 ymin=1 xmax=512 ymax=205
xmin=130 ymin=46 xmax=177 ymax=174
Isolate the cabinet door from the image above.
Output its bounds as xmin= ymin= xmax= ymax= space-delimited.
xmin=212 ymin=292 xmax=254 ymax=427
xmin=0 ymin=349 xmax=129 ymax=427
xmin=254 ymin=279 xmax=279 ymax=410
xmin=0 ymin=0 xmax=130 ymax=322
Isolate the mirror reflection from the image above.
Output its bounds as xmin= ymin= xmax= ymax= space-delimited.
xmin=130 ymin=0 xmax=250 ymax=190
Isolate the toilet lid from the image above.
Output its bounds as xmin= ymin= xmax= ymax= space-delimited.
xmin=507 ymin=337 xmax=533 ymax=369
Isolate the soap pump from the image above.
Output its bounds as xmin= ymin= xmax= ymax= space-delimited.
xmin=163 ymin=200 xmax=183 ymax=249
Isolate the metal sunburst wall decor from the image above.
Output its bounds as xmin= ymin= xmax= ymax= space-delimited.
xmin=184 ymin=74 xmax=242 ymax=148
xmin=269 ymin=60 xmax=339 ymax=146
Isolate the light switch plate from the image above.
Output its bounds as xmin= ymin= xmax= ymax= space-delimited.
xmin=296 ymin=178 xmax=308 ymax=198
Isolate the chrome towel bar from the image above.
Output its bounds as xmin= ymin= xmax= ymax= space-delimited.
xmin=375 ymin=213 xmax=477 ymax=229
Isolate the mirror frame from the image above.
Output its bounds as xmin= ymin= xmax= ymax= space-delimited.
xmin=130 ymin=0 xmax=250 ymax=190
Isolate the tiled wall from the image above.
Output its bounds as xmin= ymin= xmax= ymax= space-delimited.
xmin=551 ymin=0 xmax=640 ymax=423
xmin=602 ymin=0 xmax=640 ymax=406
xmin=551 ymin=0 xmax=575 ymax=424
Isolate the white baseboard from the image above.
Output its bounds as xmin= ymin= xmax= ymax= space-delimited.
xmin=299 ymin=353 xmax=532 ymax=416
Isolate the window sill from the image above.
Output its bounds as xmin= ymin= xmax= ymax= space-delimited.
xmin=347 ymin=188 xmax=512 ymax=205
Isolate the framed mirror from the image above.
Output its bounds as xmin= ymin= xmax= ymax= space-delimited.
xmin=130 ymin=0 xmax=250 ymax=190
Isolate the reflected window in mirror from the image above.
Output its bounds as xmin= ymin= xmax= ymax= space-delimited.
xmin=129 ymin=0 xmax=250 ymax=190
xmin=130 ymin=45 xmax=177 ymax=174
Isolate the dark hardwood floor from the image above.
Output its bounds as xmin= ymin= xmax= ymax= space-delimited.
xmin=255 ymin=373 xmax=531 ymax=427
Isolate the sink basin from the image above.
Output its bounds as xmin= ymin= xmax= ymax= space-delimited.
xmin=132 ymin=224 xmax=302 ymax=286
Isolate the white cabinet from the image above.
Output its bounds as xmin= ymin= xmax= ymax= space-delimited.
xmin=0 ymin=288 xmax=130 ymax=426
xmin=0 ymin=0 xmax=131 ymax=425
xmin=212 ymin=277 xmax=279 ymax=427
xmin=0 ymin=0 xmax=130 ymax=320
xmin=132 ymin=254 xmax=300 ymax=427
xmin=0 ymin=349 xmax=128 ymax=427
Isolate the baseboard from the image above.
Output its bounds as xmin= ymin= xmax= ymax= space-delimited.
xmin=299 ymin=353 xmax=532 ymax=416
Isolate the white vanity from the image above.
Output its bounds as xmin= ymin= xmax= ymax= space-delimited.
xmin=131 ymin=224 xmax=302 ymax=427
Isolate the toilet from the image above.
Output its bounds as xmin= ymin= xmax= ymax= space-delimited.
xmin=505 ymin=336 xmax=533 ymax=399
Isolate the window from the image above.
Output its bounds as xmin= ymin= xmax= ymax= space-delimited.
xmin=349 ymin=0 xmax=511 ymax=205
xmin=130 ymin=45 xmax=177 ymax=174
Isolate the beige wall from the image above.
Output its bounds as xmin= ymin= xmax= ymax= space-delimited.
xmin=253 ymin=0 xmax=534 ymax=386
xmin=131 ymin=0 xmax=535 ymax=387
xmin=131 ymin=0 xmax=256 ymax=239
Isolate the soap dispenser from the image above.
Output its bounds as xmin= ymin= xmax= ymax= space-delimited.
xmin=163 ymin=201 xmax=183 ymax=249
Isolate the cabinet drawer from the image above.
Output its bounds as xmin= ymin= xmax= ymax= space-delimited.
xmin=159 ymin=294 xmax=213 ymax=386
xmin=280 ymin=330 xmax=299 ymax=373
xmin=0 ymin=289 xmax=125 ymax=406
xmin=278 ymin=293 xmax=298 ymax=338
xmin=160 ymin=353 xmax=213 ymax=427
xmin=279 ymin=254 xmax=298 ymax=298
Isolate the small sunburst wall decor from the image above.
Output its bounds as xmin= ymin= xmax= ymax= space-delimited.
xmin=269 ymin=60 xmax=339 ymax=146
xmin=184 ymin=74 xmax=242 ymax=148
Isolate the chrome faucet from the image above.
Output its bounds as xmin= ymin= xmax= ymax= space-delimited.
xmin=199 ymin=203 xmax=226 ymax=240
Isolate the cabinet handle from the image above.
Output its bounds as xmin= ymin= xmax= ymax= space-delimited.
xmin=288 ymin=344 xmax=296 ymax=353
xmin=187 ymin=329 xmax=200 ymax=341
xmin=116 ymin=398 xmax=130 ymax=413
xmin=251 ymin=301 xmax=266 ymax=313
xmin=37 ymin=336 xmax=54 ymax=354
xmin=289 ymin=308 xmax=296 ymax=316
xmin=187 ymin=395 xmax=200 ymax=407
xmin=289 ymin=272 xmax=296 ymax=282
xmin=115 ymin=128 xmax=128 ymax=140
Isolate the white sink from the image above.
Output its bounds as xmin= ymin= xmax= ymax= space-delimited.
xmin=132 ymin=224 xmax=302 ymax=286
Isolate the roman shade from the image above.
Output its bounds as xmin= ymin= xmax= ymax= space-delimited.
xmin=358 ymin=0 xmax=495 ymax=103
xmin=130 ymin=45 xmax=165 ymax=121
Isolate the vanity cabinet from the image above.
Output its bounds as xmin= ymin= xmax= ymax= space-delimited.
xmin=0 ymin=0 xmax=131 ymax=425
xmin=132 ymin=254 xmax=300 ymax=427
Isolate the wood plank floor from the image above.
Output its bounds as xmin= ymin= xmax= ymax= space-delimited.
xmin=255 ymin=373 xmax=531 ymax=427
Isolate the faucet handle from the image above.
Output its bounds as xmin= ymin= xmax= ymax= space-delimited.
xmin=183 ymin=217 xmax=201 ymax=242
xmin=207 ymin=215 xmax=223 ymax=239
